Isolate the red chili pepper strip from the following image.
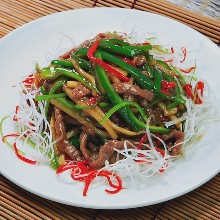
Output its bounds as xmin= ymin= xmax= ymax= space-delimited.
xmin=2 ymin=134 xmax=19 ymax=142
xmin=155 ymin=147 xmax=165 ymax=157
xmin=83 ymin=170 xmax=123 ymax=196
xmin=171 ymin=47 xmax=174 ymax=53
xmin=180 ymin=66 xmax=196 ymax=73
xmin=195 ymin=81 xmax=204 ymax=104
xmin=161 ymin=80 xmax=177 ymax=89
xmin=88 ymin=94 xmax=100 ymax=106
xmin=87 ymin=40 xmax=130 ymax=82
xmin=138 ymin=134 xmax=148 ymax=150
xmin=165 ymin=58 xmax=174 ymax=63
xmin=13 ymin=105 xmax=19 ymax=122
xmin=13 ymin=142 xmax=37 ymax=165
xmin=120 ymin=57 xmax=135 ymax=67
xmin=184 ymin=81 xmax=204 ymax=104
xmin=180 ymin=47 xmax=186 ymax=63
xmin=161 ymin=88 xmax=171 ymax=95
xmin=184 ymin=84 xmax=194 ymax=100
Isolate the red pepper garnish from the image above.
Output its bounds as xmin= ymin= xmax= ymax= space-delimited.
xmin=180 ymin=66 xmax=196 ymax=73
xmin=161 ymin=80 xmax=177 ymax=89
xmin=171 ymin=47 xmax=174 ymax=53
xmin=88 ymin=94 xmax=100 ymax=106
xmin=83 ymin=170 xmax=123 ymax=196
xmin=3 ymin=133 xmax=37 ymax=165
xmin=13 ymin=142 xmax=37 ymax=165
xmin=138 ymin=134 xmax=148 ymax=150
xmin=13 ymin=105 xmax=19 ymax=121
xmin=120 ymin=57 xmax=135 ymax=66
xmin=180 ymin=47 xmax=186 ymax=63
xmin=2 ymin=134 xmax=19 ymax=143
xmin=165 ymin=58 xmax=174 ymax=63
xmin=87 ymin=40 xmax=130 ymax=82
xmin=184 ymin=81 xmax=204 ymax=104
xmin=22 ymin=74 xmax=35 ymax=86
xmin=161 ymin=88 xmax=171 ymax=95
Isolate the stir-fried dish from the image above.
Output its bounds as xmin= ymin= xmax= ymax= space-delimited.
xmin=1 ymin=32 xmax=210 ymax=195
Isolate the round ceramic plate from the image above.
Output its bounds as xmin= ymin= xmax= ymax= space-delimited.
xmin=0 ymin=8 xmax=220 ymax=209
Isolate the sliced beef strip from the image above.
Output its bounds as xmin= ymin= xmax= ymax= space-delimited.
xmin=54 ymin=107 xmax=83 ymax=161
xmin=69 ymin=84 xmax=91 ymax=100
xmin=90 ymin=140 xmax=134 ymax=169
xmin=113 ymin=83 xmax=154 ymax=101
xmin=161 ymin=129 xmax=184 ymax=156
xmin=132 ymin=55 xmax=146 ymax=67
xmin=79 ymin=131 xmax=98 ymax=162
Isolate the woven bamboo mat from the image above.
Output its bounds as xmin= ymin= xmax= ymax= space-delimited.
xmin=0 ymin=0 xmax=220 ymax=219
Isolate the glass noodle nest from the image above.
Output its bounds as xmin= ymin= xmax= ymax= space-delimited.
xmin=1 ymin=32 xmax=213 ymax=196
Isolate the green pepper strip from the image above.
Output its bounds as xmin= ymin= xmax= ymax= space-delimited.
xmin=144 ymin=62 xmax=154 ymax=79
xmin=100 ymin=101 xmax=147 ymax=125
xmin=99 ymin=102 xmax=112 ymax=108
xmin=99 ymin=50 xmax=154 ymax=91
xmin=100 ymin=38 xmax=130 ymax=46
xmin=35 ymin=93 xmax=67 ymax=101
xmin=40 ymin=67 xmax=99 ymax=94
xmin=44 ymin=77 xmax=67 ymax=115
xmin=99 ymin=41 xmax=152 ymax=57
xmin=95 ymin=52 xmax=145 ymax=132
xmin=50 ymin=98 xmax=109 ymax=138
xmin=74 ymin=48 xmax=154 ymax=90
xmin=73 ymin=56 xmax=91 ymax=71
xmin=156 ymin=60 xmax=171 ymax=70
xmin=51 ymin=60 xmax=73 ymax=69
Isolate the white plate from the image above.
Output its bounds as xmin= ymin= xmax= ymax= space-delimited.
xmin=0 ymin=8 xmax=220 ymax=209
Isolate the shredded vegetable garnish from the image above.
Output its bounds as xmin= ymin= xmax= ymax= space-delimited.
xmin=1 ymin=31 xmax=215 ymax=196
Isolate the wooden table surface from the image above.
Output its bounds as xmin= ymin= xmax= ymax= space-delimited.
xmin=0 ymin=1 xmax=220 ymax=219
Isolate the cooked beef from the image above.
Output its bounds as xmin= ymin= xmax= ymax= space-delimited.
xmin=79 ymin=131 xmax=98 ymax=161
xmin=161 ymin=129 xmax=184 ymax=156
xmin=54 ymin=107 xmax=83 ymax=161
xmin=69 ymin=84 xmax=91 ymax=100
xmin=132 ymin=55 xmax=146 ymax=67
xmin=90 ymin=140 xmax=134 ymax=169
xmin=82 ymin=125 xmax=95 ymax=136
xmin=64 ymin=114 xmax=80 ymax=125
xmin=113 ymin=83 xmax=154 ymax=101
xmin=79 ymin=131 xmax=91 ymax=160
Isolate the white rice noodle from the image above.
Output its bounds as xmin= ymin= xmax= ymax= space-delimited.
xmin=14 ymin=83 xmax=54 ymax=163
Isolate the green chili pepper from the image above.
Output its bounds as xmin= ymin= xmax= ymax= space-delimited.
xmin=98 ymin=41 xmax=152 ymax=57
xmin=100 ymin=38 xmax=130 ymax=46
xmin=95 ymin=52 xmax=146 ymax=132
xmin=98 ymin=50 xmax=154 ymax=91
xmin=51 ymin=60 xmax=73 ymax=69
xmin=69 ymin=136 xmax=80 ymax=148
xmin=144 ymin=62 xmax=154 ymax=79
xmin=43 ymin=77 xmax=67 ymax=115
xmin=156 ymin=60 xmax=171 ymax=70
xmin=100 ymin=101 xmax=147 ymax=125
xmin=40 ymin=67 xmax=99 ymax=94
xmin=74 ymin=56 xmax=91 ymax=71
xmin=40 ymin=85 xmax=48 ymax=95
xmin=99 ymin=102 xmax=112 ymax=108
xmin=35 ymin=93 xmax=67 ymax=101
xmin=73 ymin=48 xmax=154 ymax=91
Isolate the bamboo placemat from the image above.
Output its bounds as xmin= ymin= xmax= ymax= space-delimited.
xmin=0 ymin=0 xmax=220 ymax=219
